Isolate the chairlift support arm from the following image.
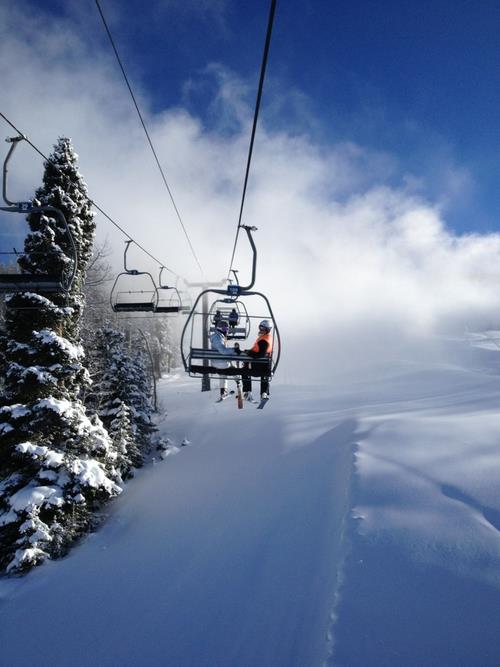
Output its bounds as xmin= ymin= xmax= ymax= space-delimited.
xmin=224 ymin=226 xmax=258 ymax=298
xmin=2 ymin=135 xmax=25 ymax=207
xmin=157 ymin=265 xmax=182 ymax=302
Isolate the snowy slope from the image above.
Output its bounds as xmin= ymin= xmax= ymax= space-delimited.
xmin=1 ymin=343 xmax=500 ymax=667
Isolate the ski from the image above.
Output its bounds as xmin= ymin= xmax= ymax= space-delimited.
xmin=215 ymin=390 xmax=235 ymax=403
xmin=236 ymin=382 xmax=243 ymax=409
xmin=257 ymin=397 xmax=269 ymax=409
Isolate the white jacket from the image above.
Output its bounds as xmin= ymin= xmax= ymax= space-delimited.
xmin=210 ymin=330 xmax=235 ymax=369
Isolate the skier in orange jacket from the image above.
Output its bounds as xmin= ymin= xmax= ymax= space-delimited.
xmin=236 ymin=319 xmax=273 ymax=402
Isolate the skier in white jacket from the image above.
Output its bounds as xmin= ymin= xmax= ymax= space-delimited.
xmin=210 ymin=320 xmax=236 ymax=400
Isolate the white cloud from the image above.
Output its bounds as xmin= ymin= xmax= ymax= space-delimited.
xmin=1 ymin=3 xmax=500 ymax=382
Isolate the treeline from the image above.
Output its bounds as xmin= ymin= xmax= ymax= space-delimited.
xmin=0 ymin=138 xmax=179 ymax=575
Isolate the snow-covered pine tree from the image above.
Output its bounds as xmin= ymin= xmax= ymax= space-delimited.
xmin=79 ymin=239 xmax=117 ymax=411
xmin=153 ymin=316 xmax=178 ymax=375
xmin=81 ymin=238 xmax=116 ymax=335
xmin=0 ymin=326 xmax=6 ymax=396
xmin=140 ymin=315 xmax=181 ymax=377
xmin=107 ymin=401 xmax=136 ymax=480
xmin=128 ymin=334 xmax=157 ymax=452
xmin=0 ymin=138 xmax=121 ymax=575
xmin=87 ymin=327 xmax=155 ymax=475
xmin=0 ymin=260 xmax=13 ymax=386
xmin=86 ymin=327 xmax=138 ymax=477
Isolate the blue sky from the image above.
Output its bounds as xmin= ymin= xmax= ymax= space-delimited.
xmin=27 ymin=0 xmax=500 ymax=235
xmin=79 ymin=0 xmax=500 ymax=234
xmin=3 ymin=0 xmax=500 ymax=233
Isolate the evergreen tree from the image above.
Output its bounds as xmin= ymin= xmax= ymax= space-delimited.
xmin=0 ymin=138 xmax=121 ymax=575
xmin=18 ymin=137 xmax=95 ymax=335
xmin=81 ymin=239 xmax=116 ymax=336
xmin=107 ymin=401 xmax=136 ymax=480
xmin=0 ymin=328 xmax=6 ymax=395
xmin=128 ymin=336 xmax=156 ymax=452
xmin=153 ymin=316 xmax=178 ymax=375
xmin=88 ymin=327 xmax=155 ymax=475
xmin=0 ymin=260 xmax=13 ymax=390
xmin=139 ymin=315 xmax=181 ymax=377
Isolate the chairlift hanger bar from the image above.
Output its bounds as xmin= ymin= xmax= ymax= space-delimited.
xmin=184 ymin=222 xmax=257 ymax=293
xmin=227 ymin=0 xmax=277 ymax=280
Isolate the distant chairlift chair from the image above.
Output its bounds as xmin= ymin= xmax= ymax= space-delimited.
xmin=110 ymin=240 xmax=157 ymax=313
xmin=208 ymin=299 xmax=250 ymax=341
xmin=154 ymin=266 xmax=182 ymax=314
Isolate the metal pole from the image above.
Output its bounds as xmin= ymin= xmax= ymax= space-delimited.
xmin=184 ymin=279 xmax=225 ymax=393
xmin=201 ymin=291 xmax=210 ymax=392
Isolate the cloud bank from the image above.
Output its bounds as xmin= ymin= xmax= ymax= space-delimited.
xmin=1 ymin=3 xmax=500 ymax=381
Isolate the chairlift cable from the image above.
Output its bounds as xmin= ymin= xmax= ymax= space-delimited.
xmin=94 ymin=0 xmax=204 ymax=277
xmin=227 ymin=0 xmax=276 ymax=281
xmin=0 ymin=111 xmax=183 ymax=281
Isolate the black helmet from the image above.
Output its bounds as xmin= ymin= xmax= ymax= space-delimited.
xmin=216 ymin=320 xmax=229 ymax=333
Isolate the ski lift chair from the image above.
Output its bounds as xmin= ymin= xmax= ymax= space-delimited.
xmin=154 ymin=267 xmax=181 ymax=314
xmin=181 ymin=226 xmax=281 ymax=382
xmin=208 ymin=299 xmax=250 ymax=340
xmin=187 ymin=345 xmax=273 ymax=380
xmin=187 ymin=311 xmax=276 ymax=379
xmin=0 ymin=268 xmax=66 ymax=293
xmin=110 ymin=240 xmax=157 ymax=313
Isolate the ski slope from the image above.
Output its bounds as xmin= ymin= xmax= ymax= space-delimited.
xmin=1 ymin=341 xmax=500 ymax=666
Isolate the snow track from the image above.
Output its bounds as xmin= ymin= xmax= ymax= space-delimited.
xmin=3 ymin=358 xmax=500 ymax=666
xmin=0 ymin=377 xmax=357 ymax=667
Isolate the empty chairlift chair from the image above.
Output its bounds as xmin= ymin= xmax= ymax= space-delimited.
xmin=110 ymin=240 xmax=157 ymax=313
xmin=154 ymin=266 xmax=182 ymax=314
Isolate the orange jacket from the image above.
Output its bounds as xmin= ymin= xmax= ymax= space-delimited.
xmin=250 ymin=332 xmax=273 ymax=357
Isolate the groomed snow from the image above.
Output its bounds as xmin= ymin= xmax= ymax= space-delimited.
xmin=1 ymin=342 xmax=500 ymax=666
